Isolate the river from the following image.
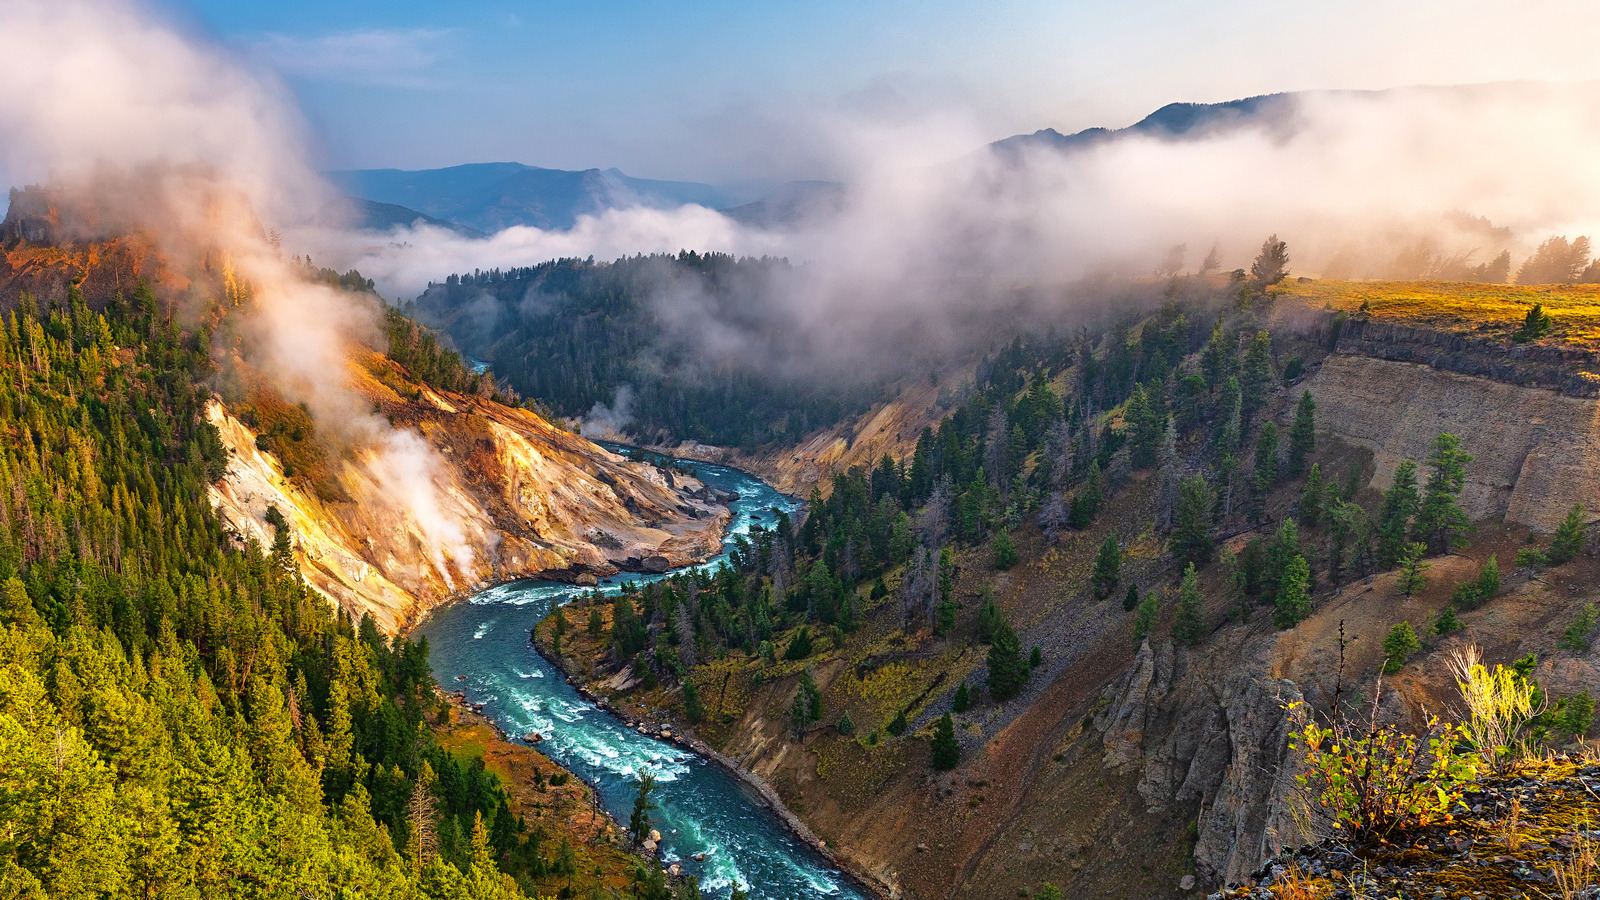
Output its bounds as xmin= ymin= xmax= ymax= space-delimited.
xmin=416 ymin=451 xmax=870 ymax=900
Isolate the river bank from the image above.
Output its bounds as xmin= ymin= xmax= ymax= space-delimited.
xmin=530 ymin=636 xmax=895 ymax=900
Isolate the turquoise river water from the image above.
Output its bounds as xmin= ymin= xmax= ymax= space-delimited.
xmin=416 ymin=451 xmax=870 ymax=900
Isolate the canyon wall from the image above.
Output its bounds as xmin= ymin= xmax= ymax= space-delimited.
xmin=208 ymin=365 xmax=728 ymax=633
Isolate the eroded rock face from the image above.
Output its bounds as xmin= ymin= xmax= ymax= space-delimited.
xmin=1303 ymin=354 xmax=1600 ymax=532
xmin=207 ymin=377 xmax=727 ymax=634
xmin=1095 ymin=640 xmax=1309 ymax=885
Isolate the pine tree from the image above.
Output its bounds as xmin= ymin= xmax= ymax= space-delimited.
xmin=1122 ymin=582 xmax=1140 ymax=612
xmin=1241 ymin=331 xmax=1275 ymax=422
xmin=1477 ymin=552 xmax=1501 ymax=596
xmin=1250 ymin=422 xmax=1279 ymax=521
xmin=1414 ymin=433 xmax=1473 ymax=554
xmin=629 ymin=775 xmax=656 ymax=848
xmin=1376 ymin=459 xmax=1421 ymax=568
xmin=987 ymin=619 xmax=1028 ymax=701
xmin=1172 ymin=563 xmax=1206 ymax=647
xmin=977 ymin=588 xmax=1002 ymax=643
xmin=930 ymin=713 xmax=959 ymax=770
xmin=682 ymin=679 xmax=705 ymax=723
xmin=1548 ymin=503 xmax=1587 ymax=565
xmin=1299 ymin=463 xmax=1325 ymax=527
xmin=1092 ymin=536 xmax=1121 ymax=597
xmin=1273 ymin=556 xmax=1312 ymax=628
xmin=1133 ymin=589 xmax=1159 ymax=645
xmin=1288 ymin=390 xmax=1316 ymax=476
xmin=992 ymin=529 xmax=1018 ymax=570
xmin=952 ymin=682 xmax=971 ymax=713
xmin=1171 ymin=475 xmax=1216 ymax=567
xmin=1398 ymin=542 xmax=1430 ymax=596
xmin=1434 ymin=604 xmax=1461 ymax=634
xmin=1382 ymin=622 xmax=1421 ymax=674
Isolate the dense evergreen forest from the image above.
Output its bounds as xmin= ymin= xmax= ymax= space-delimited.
xmin=403 ymin=253 xmax=877 ymax=450
xmin=0 ymin=279 xmax=596 ymax=898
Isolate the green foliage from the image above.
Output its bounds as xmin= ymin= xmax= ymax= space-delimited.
xmin=1415 ymin=433 xmax=1473 ymax=555
xmin=1122 ymin=582 xmax=1139 ymax=612
xmin=1091 ymin=535 xmax=1121 ymax=598
xmin=1382 ymin=622 xmax=1422 ymax=674
xmin=1035 ymin=886 xmax=1064 ymax=900
xmin=1558 ymin=691 xmax=1594 ymax=739
xmin=1548 ymin=503 xmax=1587 ymax=565
xmin=1029 ymin=645 xmax=1042 ymax=668
xmin=1288 ymin=390 xmax=1316 ymax=476
xmin=1433 ymin=605 xmax=1461 ymax=635
xmin=1299 ymin=463 xmax=1325 ymax=528
xmin=587 ymin=606 xmax=604 ymax=637
xmin=1516 ymin=546 xmax=1548 ymax=571
xmin=977 ymin=588 xmax=1002 ymax=644
xmin=930 ymin=713 xmax=960 ymax=770
xmin=887 ymin=708 xmax=908 ymax=737
xmin=789 ymin=672 xmax=822 ymax=733
xmin=1250 ymin=235 xmax=1290 ymax=289
xmin=1273 ymin=556 xmax=1312 ymax=628
xmin=682 ymin=679 xmax=705 ymax=724
xmin=952 ymin=681 xmax=971 ymax=713
xmin=1511 ymin=301 xmax=1554 ymax=342
xmin=629 ymin=775 xmax=657 ymax=848
xmin=1133 ymin=589 xmax=1159 ymax=646
xmin=1561 ymin=603 xmax=1598 ymax=652
xmin=836 ymin=711 xmax=855 ymax=735
xmin=1376 ymin=460 xmax=1421 ymax=569
xmin=1172 ymin=563 xmax=1206 ymax=647
xmin=991 ymin=529 xmax=1018 ymax=570
xmin=1290 ymin=706 xmax=1475 ymax=841
xmin=1398 ymin=543 xmax=1430 ymax=597
xmin=783 ymin=626 xmax=814 ymax=661
xmin=987 ymin=618 xmax=1029 ymax=702
xmin=1171 ymin=475 xmax=1216 ymax=567
xmin=0 ymin=284 xmax=539 ymax=896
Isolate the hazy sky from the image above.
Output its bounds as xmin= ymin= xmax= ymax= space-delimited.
xmin=101 ymin=0 xmax=1600 ymax=181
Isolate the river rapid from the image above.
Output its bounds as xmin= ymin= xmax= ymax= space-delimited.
xmin=416 ymin=451 xmax=870 ymax=900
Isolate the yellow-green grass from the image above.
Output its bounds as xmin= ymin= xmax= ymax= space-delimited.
xmin=1277 ymin=279 xmax=1600 ymax=352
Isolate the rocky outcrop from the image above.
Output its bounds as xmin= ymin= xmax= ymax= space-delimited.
xmin=1095 ymin=639 xmax=1310 ymax=885
xmin=1302 ymin=353 xmax=1600 ymax=532
xmin=208 ymin=364 xmax=728 ymax=633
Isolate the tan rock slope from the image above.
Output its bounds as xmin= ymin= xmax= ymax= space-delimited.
xmin=1302 ymin=353 xmax=1600 ymax=532
xmin=209 ymin=357 xmax=728 ymax=634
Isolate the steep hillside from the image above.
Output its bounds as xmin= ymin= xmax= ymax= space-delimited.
xmin=524 ymin=277 xmax=1600 ymax=899
xmin=208 ymin=350 xmax=730 ymax=634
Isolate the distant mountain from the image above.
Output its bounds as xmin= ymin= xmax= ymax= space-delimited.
xmin=990 ymin=92 xmax=1310 ymax=157
xmin=719 ymin=180 xmax=848 ymax=229
xmin=326 ymin=163 xmax=769 ymax=233
xmin=316 ymin=196 xmax=485 ymax=238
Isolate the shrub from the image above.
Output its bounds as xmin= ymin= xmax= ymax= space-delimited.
xmin=1433 ymin=605 xmax=1461 ymax=635
xmin=1512 ymin=302 xmax=1553 ymax=342
xmin=992 ymin=530 xmax=1018 ymax=570
xmin=783 ymin=626 xmax=813 ymax=660
xmin=1548 ymin=503 xmax=1587 ymax=565
xmin=1560 ymin=603 xmax=1598 ymax=652
xmin=887 ymin=708 xmax=908 ymax=737
xmin=1290 ymin=697 xmax=1475 ymax=841
xmin=1448 ymin=645 xmax=1545 ymax=774
xmin=930 ymin=713 xmax=959 ymax=770
xmin=1558 ymin=691 xmax=1595 ymax=739
xmin=836 ymin=711 xmax=855 ymax=736
xmin=1382 ymin=622 xmax=1421 ymax=674
xmin=1515 ymin=546 xmax=1547 ymax=571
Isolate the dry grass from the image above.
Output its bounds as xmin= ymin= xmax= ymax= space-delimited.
xmin=1271 ymin=863 xmax=1327 ymax=900
xmin=1498 ymin=797 xmax=1526 ymax=851
xmin=1276 ymin=279 xmax=1600 ymax=352
xmin=1551 ymin=830 xmax=1598 ymax=900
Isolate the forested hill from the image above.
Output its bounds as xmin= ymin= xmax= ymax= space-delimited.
xmin=0 ymin=279 xmax=594 ymax=897
xmin=404 ymin=252 xmax=882 ymax=450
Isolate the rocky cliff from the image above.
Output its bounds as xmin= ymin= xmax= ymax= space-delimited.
xmin=209 ymin=354 xmax=729 ymax=634
xmin=1302 ymin=353 xmax=1600 ymax=532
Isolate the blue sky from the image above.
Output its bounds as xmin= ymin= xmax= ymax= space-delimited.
xmin=166 ymin=0 xmax=1600 ymax=182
